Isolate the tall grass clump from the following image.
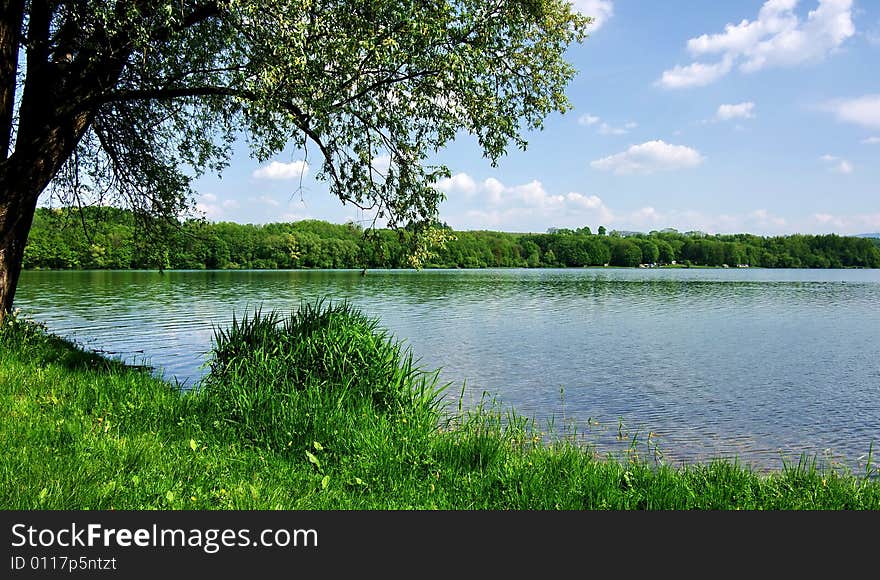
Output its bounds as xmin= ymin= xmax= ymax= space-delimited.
xmin=198 ymin=300 xmax=447 ymax=457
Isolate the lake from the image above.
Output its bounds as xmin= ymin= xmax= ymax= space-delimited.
xmin=14 ymin=268 xmax=880 ymax=473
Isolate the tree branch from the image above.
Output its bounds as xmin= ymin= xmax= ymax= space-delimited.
xmin=100 ymin=84 xmax=248 ymax=103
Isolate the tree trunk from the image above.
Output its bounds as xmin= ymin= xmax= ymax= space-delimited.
xmin=0 ymin=2 xmax=145 ymax=323
xmin=0 ymin=189 xmax=38 ymax=320
xmin=0 ymin=115 xmax=89 ymax=321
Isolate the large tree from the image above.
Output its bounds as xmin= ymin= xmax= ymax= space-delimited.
xmin=0 ymin=0 xmax=588 ymax=317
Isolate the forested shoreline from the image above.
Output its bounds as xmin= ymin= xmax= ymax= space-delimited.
xmin=23 ymin=206 xmax=880 ymax=271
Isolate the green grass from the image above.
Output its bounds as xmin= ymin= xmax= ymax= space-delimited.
xmin=1 ymin=303 xmax=878 ymax=510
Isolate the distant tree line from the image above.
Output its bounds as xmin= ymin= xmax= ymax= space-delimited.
xmin=23 ymin=207 xmax=880 ymax=271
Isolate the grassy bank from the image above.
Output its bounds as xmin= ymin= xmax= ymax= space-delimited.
xmin=2 ymin=305 xmax=878 ymax=510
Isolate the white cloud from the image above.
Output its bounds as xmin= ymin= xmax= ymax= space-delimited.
xmin=434 ymin=172 xmax=477 ymax=196
xmin=819 ymin=154 xmax=854 ymax=173
xmin=810 ymin=212 xmax=880 ymax=233
xmin=580 ymin=113 xmax=637 ymax=135
xmin=511 ymin=180 xmax=550 ymax=206
xmin=822 ymin=95 xmax=880 ymax=129
xmin=565 ymin=192 xmax=606 ymax=210
xmin=578 ymin=113 xmax=601 ymax=126
xmin=258 ymin=195 xmax=281 ymax=207
xmin=861 ymin=136 xmax=880 ymax=144
xmin=481 ymin=178 xmax=505 ymax=204
xmin=598 ymin=122 xmax=628 ymax=135
xmin=629 ymin=206 xmax=664 ymax=228
xmin=252 ymin=160 xmax=309 ymax=180
xmin=201 ymin=193 xmax=218 ymax=203
xmin=598 ymin=123 xmax=625 ymax=136
xmin=656 ymin=57 xmax=734 ymax=89
xmin=590 ymin=140 xmax=705 ymax=175
xmin=222 ymin=199 xmax=240 ymax=209
xmin=443 ymin=174 xmax=613 ymax=230
xmin=716 ymin=102 xmax=756 ymax=121
xmin=572 ymin=0 xmax=614 ymax=32
xmin=658 ymin=0 xmax=855 ymax=89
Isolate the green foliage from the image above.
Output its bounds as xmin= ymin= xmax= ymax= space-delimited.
xmin=23 ymin=206 xmax=880 ymax=270
xmin=610 ymin=240 xmax=642 ymax=267
xmin=36 ymin=0 xmax=590 ymax=236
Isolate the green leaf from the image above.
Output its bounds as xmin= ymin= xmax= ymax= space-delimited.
xmin=305 ymin=450 xmax=321 ymax=470
xmin=313 ymin=441 xmax=323 ymax=451
xmin=165 ymin=491 xmax=175 ymax=503
xmin=189 ymin=438 xmax=198 ymax=451
xmin=321 ymin=475 xmax=330 ymax=490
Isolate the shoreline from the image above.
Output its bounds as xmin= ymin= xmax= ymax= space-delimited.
xmin=2 ymin=310 xmax=878 ymax=510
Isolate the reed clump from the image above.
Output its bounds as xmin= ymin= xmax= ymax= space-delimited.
xmin=197 ymin=300 xmax=446 ymax=458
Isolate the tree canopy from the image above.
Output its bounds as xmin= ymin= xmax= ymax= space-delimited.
xmin=0 ymin=0 xmax=590 ymax=316
xmin=24 ymin=206 xmax=880 ymax=271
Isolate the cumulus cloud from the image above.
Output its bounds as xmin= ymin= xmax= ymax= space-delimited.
xmin=821 ymin=94 xmax=880 ymax=129
xmin=819 ymin=154 xmax=854 ymax=173
xmin=572 ymin=0 xmax=614 ymax=32
xmin=716 ymin=102 xmax=756 ymax=121
xmin=656 ymin=57 xmax=734 ymax=89
xmin=440 ymin=173 xmax=613 ymax=230
xmin=658 ymin=0 xmax=855 ymax=89
xmin=481 ymin=177 xmax=505 ymax=204
xmin=434 ymin=172 xmax=478 ymax=196
xmin=252 ymin=160 xmax=309 ymax=180
xmin=861 ymin=136 xmax=880 ymax=144
xmin=590 ymin=140 xmax=705 ymax=175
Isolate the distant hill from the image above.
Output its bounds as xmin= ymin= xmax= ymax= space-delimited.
xmin=856 ymin=233 xmax=880 ymax=238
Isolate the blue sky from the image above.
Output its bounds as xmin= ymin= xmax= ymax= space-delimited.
xmin=192 ymin=0 xmax=880 ymax=235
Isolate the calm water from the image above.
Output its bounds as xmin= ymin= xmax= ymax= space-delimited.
xmin=14 ymin=268 xmax=880 ymax=472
